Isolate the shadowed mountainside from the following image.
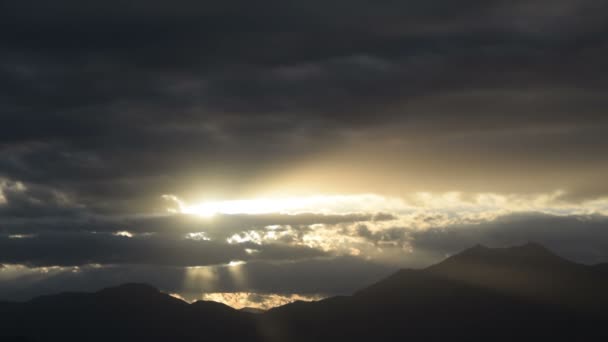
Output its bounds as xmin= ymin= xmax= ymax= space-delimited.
xmin=2 ymin=243 xmax=607 ymax=342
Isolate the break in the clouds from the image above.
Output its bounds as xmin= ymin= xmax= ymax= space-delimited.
xmin=1 ymin=1 xmax=608 ymax=308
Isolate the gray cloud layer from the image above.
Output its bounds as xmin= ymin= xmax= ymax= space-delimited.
xmin=0 ymin=232 xmax=327 ymax=267
xmin=1 ymin=211 xmax=607 ymax=269
xmin=1 ymin=0 xmax=608 ymax=210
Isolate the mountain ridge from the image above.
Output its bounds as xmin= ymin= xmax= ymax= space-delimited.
xmin=2 ymin=242 xmax=607 ymax=341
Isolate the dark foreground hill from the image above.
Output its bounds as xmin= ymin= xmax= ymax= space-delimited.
xmin=2 ymin=243 xmax=608 ymax=342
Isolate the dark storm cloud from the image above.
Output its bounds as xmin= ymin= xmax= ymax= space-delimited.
xmin=0 ymin=179 xmax=83 ymax=218
xmin=0 ymin=232 xmax=326 ymax=267
xmin=0 ymin=209 xmax=385 ymax=267
xmin=1 ymin=0 xmax=608 ymax=209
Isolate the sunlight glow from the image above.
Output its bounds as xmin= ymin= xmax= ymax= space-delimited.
xmin=185 ymin=232 xmax=211 ymax=241
xmin=164 ymin=194 xmax=407 ymax=217
xmin=228 ymin=260 xmax=246 ymax=267
xmin=200 ymin=292 xmax=325 ymax=310
xmin=8 ymin=234 xmax=36 ymax=239
xmin=183 ymin=266 xmax=218 ymax=292
xmin=163 ymin=191 xmax=608 ymax=219
xmin=113 ymin=231 xmax=134 ymax=238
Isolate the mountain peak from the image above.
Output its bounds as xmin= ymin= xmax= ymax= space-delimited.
xmin=428 ymin=242 xmax=569 ymax=272
xmin=463 ymin=241 xmax=553 ymax=257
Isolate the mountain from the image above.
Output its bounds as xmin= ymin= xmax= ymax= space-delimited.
xmin=423 ymin=243 xmax=608 ymax=312
xmin=593 ymin=262 xmax=608 ymax=275
xmin=0 ymin=283 xmax=259 ymax=342
xmin=2 ymin=243 xmax=607 ymax=342
xmin=260 ymin=243 xmax=608 ymax=341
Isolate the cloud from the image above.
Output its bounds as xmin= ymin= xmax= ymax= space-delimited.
xmin=0 ymin=0 xmax=607 ymax=208
xmin=2 ymin=186 xmax=608 ymax=267
xmin=0 ymin=232 xmax=326 ymax=267
xmin=0 ymin=211 xmax=393 ymax=237
xmin=199 ymin=292 xmax=324 ymax=310
xmin=0 ymin=178 xmax=82 ymax=218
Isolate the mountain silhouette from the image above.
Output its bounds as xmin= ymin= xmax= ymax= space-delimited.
xmin=1 ymin=283 xmax=257 ymax=342
xmin=2 ymin=243 xmax=607 ymax=341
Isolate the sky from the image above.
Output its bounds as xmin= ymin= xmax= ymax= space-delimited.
xmin=1 ymin=0 xmax=608 ymax=309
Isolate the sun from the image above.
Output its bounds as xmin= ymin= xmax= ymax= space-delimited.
xmin=180 ymin=197 xmax=322 ymax=216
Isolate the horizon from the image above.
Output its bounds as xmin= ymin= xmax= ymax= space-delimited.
xmin=2 ymin=241 xmax=594 ymax=311
xmin=2 ymin=0 xmax=608 ymax=313
xmin=0 ymin=240 xmax=601 ymax=310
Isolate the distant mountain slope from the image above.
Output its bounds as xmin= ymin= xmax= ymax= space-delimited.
xmin=0 ymin=283 xmax=258 ymax=342
xmin=261 ymin=243 xmax=608 ymax=341
xmin=2 ymin=243 xmax=607 ymax=342
xmin=422 ymin=243 xmax=608 ymax=312
xmin=593 ymin=262 xmax=608 ymax=274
